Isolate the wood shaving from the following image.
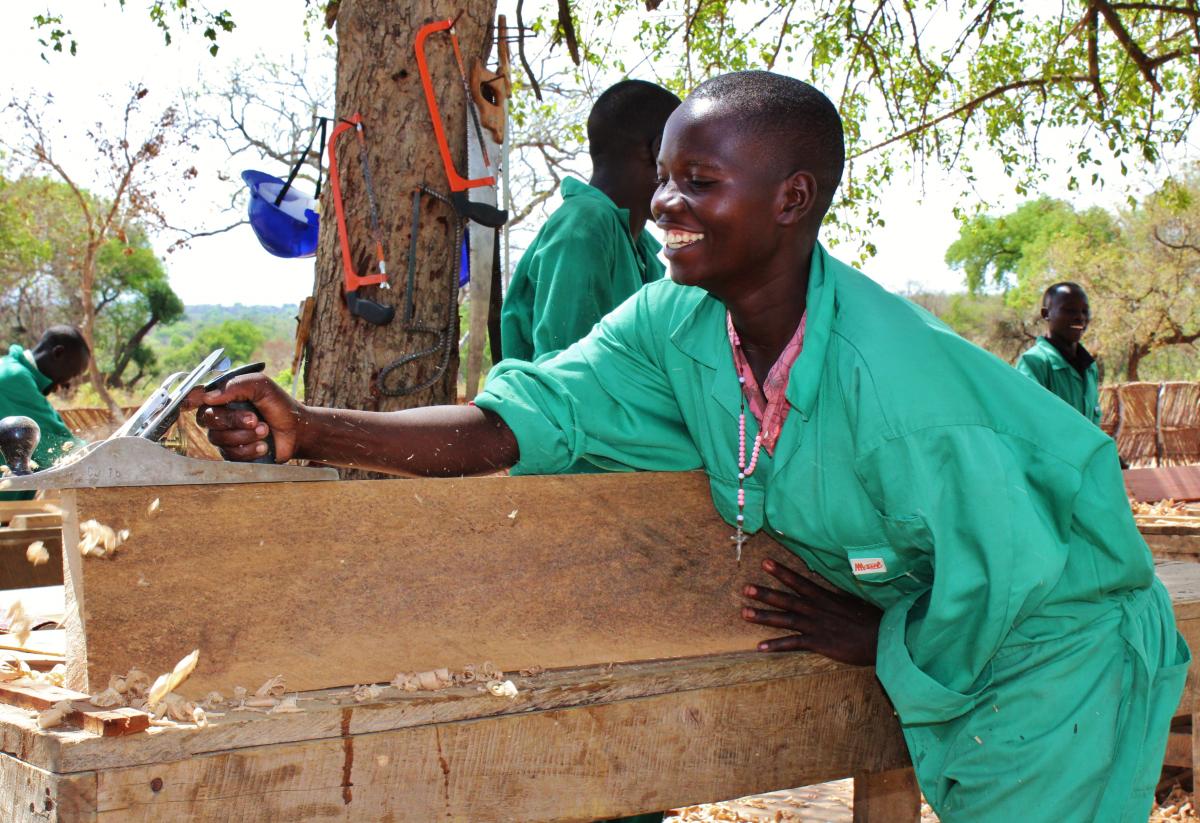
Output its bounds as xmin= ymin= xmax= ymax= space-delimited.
xmin=4 ymin=601 xmax=32 ymax=647
xmin=147 ymin=498 xmax=161 ymax=516
xmin=1131 ymin=498 xmax=1186 ymax=516
xmin=147 ymin=649 xmax=199 ymax=709
xmin=352 ymin=684 xmax=383 ymax=702
xmin=392 ymin=667 xmax=454 ymax=692
xmin=37 ymin=700 xmax=73 ymax=730
xmin=486 ymin=679 xmax=518 ymax=698
xmin=242 ymin=696 xmax=279 ymax=708
xmin=518 ymin=664 xmax=544 ymax=677
xmin=78 ymin=519 xmax=129 ymax=559
xmin=201 ymin=691 xmax=225 ymax=709
xmin=255 ymin=674 xmax=287 ymax=699
xmin=25 ymin=541 xmax=48 ymax=566
xmin=270 ymin=695 xmax=303 ymax=714
xmin=192 ymin=705 xmax=209 ymax=727
xmin=89 ymin=687 xmax=123 ymax=708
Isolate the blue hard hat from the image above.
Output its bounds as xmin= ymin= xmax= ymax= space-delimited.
xmin=242 ymin=170 xmax=319 ymax=259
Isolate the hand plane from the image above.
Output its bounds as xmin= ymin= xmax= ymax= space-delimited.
xmin=0 ymin=348 xmax=337 ymax=491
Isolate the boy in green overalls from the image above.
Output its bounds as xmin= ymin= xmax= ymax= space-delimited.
xmin=1016 ymin=282 xmax=1101 ymax=424
xmin=196 ymin=71 xmax=1188 ymax=823
xmin=500 ymin=79 xmax=680 ymax=361
xmin=0 ymin=326 xmax=89 ymax=500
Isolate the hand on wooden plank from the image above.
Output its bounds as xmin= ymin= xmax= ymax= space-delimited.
xmin=741 ymin=557 xmax=882 ymax=667
xmin=188 ymin=374 xmax=301 ymax=463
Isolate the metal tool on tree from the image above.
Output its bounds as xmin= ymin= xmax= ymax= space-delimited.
xmin=327 ymin=114 xmax=396 ymax=326
xmin=376 ymin=186 xmax=464 ymax=397
xmin=415 ymin=16 xmax=508 ymax=229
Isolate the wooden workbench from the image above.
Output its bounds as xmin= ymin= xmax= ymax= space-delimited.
xmin=2 ymin=474 xmax=1199 ymax=821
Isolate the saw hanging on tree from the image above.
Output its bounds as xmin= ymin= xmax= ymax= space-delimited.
xmin=327 ymin=113 xmax=396 ymax=326
xmin=415 ymin=15 xmax=508 ymax=230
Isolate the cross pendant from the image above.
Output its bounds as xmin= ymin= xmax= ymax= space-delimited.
xmin=731 ymin=527 xmax=747 ymax=562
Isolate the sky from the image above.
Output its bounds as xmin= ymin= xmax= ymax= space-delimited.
xmin=4 ymin=1 xmax=1198 ymax=306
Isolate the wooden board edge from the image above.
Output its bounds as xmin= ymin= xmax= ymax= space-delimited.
xmin=59 ymin=491 xmax=87 ymax=694
xmin=0 ymin=751 xmax=96 ymax=822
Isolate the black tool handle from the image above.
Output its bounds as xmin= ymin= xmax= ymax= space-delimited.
xmin=204 ymin=362 xmax=275 ymax=464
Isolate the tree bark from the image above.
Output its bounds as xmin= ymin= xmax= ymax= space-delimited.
xmin=307 ymin=0 xmax=496 ymax=478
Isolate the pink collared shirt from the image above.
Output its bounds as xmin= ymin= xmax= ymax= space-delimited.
xmin=726 ymin=311 xmax=807 ymax=455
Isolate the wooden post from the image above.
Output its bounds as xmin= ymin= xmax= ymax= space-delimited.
xmin=853 ymin=767 xmax=921 ymax=822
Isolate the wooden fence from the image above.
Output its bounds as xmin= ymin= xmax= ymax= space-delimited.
xmin=1102 ymin=382 xmax=1200 ymax=468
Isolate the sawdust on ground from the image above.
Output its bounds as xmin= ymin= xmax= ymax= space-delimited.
xmin=665 ymin=780 xmax=1199 ymax=822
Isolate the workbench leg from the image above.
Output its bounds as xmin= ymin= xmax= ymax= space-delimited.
xmin=852 ymin=767 xmax=920 ymax=823
xmin=1193 ymin=712 xmax=1200 ymax=789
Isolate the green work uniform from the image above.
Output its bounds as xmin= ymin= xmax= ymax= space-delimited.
xmin=1016 ymin=336 xmax=1101 ymax=425
xmin=499 ymin=176 xmax=665 ymax=362
xmin=477 ymin=245 xmax=1188 ymax=822
xmin=0 ymin=345 xmax=83 ymax=501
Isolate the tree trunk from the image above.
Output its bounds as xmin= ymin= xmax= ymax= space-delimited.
xmin=79 ymin=245 xmax=122 ymax=418
xmin=307 ymin=0 xmax=496 ymax=477
xmin=1126 ymin=347 xmax=1145 ymax=381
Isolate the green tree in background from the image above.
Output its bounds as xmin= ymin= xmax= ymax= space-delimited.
xmin=161 ymin=319 xmax=265 ymax=375
xmin=0 ymin=174 xmax=186 ymax=390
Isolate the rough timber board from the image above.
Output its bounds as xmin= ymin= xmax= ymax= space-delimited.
xmin=0 ymin=753 xmax=95 ymax=822
xmin=66 ymin=472 xmax=785 ymax=696
xmin=89 ymin=663 xmax=907 ymax=823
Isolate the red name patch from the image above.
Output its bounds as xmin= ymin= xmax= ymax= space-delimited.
xmin=850 ymin=557 xmax=887 ymax=575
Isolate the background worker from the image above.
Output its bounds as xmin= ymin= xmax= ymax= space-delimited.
xmin=0 ymin=326 xmax=89 ymax=499
xmin=1016 ymin=281 xmax=1101 ymax=424
xmin=196 ymin=72 xmax=1185 ymax=823
xmin=499 ymin=79 xmax=681 ymax=361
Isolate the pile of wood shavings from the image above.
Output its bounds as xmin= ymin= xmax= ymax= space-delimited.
xmin=1153 ymin=787 xmax=1200 ymax=822
xmin=78 ymin=519 xmax=130 ymax=559
xmin=1132 ymin=498 xmax=1191 ymax=517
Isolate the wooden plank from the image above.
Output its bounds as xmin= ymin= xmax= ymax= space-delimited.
xmin=1164 ymin=729 xmax=1191 ymax=767
xmin=7 ymin=514 xmax=63 ymax=531
xmin=0 ymin=683 xmax=149 ymax=738
xmin=0 ymin=500 xmax=59 ymax=526
xmin=87 ymin=663 xmax=908 ymax=823
xmin=853 ymin=767 xmax=920 ymax=823
xmin=0 ymin=536 xmax=64 ymax=590
xmin=1126 ymin=465 xmax=1200 ymax=503
xmin=0 ymin=652 xmax=854 ymax=774
xmin=65 ymin=473 xmax=789 ymax=696
xmin=0 ymin=752 xmax=95 ymax=823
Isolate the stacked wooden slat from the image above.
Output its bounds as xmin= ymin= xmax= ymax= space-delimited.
xmin=1117 ymin=382 xmax=1162 ymax=468
xmin=1099 ymin=385 xmax=1119 ymax=437
xmin=0 ymin=500 xmax=63 ymax=589
xmin=1160 ymin=382 xmax=1200 ymax=467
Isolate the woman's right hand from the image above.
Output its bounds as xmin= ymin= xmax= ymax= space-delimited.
xmin=186 ymin=374 xmax=304 ymax=463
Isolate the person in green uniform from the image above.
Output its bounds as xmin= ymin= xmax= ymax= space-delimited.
xmin=0 ymin=326 xmax=90 ymax=500
xmin=194 ymin=71 xmax=1187 ymax=823
xmin=500 ymin=79 xmax=681 ymax=361
xmin=1015 ymin=282 xmax=1101 ymax=424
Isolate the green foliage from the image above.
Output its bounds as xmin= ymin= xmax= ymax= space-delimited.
xmin=945 ymin=197 xmax=1119 ymax=309
xmin=0 ymin=173 xmax=187 ymax=389
xmin=161 ymin=319 xmax=266 ymax=374
xmin=33 ymin=2 xmax=236 ymax=59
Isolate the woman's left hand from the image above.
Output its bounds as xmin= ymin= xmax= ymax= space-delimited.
xmin=742 ymin=556 xmax=883 ymax=666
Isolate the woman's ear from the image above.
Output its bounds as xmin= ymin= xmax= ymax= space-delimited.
xmin=779 ymin=170 xmax=817 ymax=226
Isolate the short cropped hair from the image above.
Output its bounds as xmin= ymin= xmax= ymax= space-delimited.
xmin=1041 ymin=282 xmax=1088 ymax=310
xmin=37 ymin=325 xmax=90 ymax=357
xmin=689 ymin=71 xmax=845 ymax=216
xmin=587 ymin=80 xmax=681 ymax=160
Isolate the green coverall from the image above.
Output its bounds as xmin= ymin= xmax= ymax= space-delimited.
xmin=499 ymin=176 xmax=664 ymax=361
xmin=477 ymin=245 xmax=1189 ymax=822
xmin=1016 ymin=336 xmax=1102 ymax=425
xmin=0 ymin=345 xmax=83 ymax=500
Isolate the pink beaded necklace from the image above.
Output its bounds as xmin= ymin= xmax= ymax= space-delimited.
xmin=730 ymin=323 xmax=763 ymax=562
